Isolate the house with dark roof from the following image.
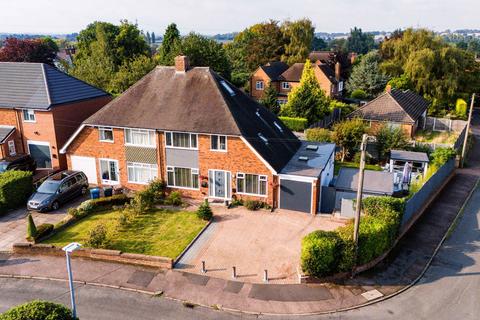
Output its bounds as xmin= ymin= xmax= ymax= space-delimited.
xmin=61 ymin=56 xmax=336 ymax=214
xmin=348 ymin=88 xmax=429 ymax=137
xmin=0 ymin=62 xmax=111 ymax=170
xmin=250 ymin=60 xmax=344 ymax=105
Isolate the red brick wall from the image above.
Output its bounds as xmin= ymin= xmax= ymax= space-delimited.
xmin=250 ymin=68 xmax=271 ymax=100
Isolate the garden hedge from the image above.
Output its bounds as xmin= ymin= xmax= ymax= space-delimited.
xmin=301 ymin=230 xmax=343 ymax=277
xmin=278 ymin=116 xmax=308 ymax=132
xmin=305 ymin=128 xmax=332 ymax=142
xmin=0 ymin=170 xmax=33 ymax=214
xmin=0 ymin=300 xmax=78 ymax=320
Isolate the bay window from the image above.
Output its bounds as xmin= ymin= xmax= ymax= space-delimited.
xmin=124 ymin=129 xmax=156 ymax=147
xmin=167 ymin=166 xmax=199 ymax=189
xmin=165 ymin=132 xmax=197 ymax=149
xmin=127 ymin=162 xmax=158 ymax=184
xmin=236 ymin=173 xmax=267 ymax=196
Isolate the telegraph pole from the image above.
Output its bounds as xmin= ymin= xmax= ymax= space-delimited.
xmin=461 ymin=93 xmax=475 ymax=168
xmin=353 ymin=133 xmax=368 ymax=269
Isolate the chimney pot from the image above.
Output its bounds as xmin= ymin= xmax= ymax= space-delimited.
xmin=174 ymin=55 xmax=189 ymax=72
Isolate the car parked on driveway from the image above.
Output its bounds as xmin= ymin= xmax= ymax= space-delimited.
xmin=27 ymin=171 xmax=88 ymax=212
xmin=0 ymin=154 xmax=36 ymax=173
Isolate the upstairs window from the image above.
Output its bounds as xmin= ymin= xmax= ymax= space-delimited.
xmin=165 ymin=132 xmax=197 ymax=149
xmin=282 ymin=82 xmax=290 ymax=90
xmin=211 ymin=135 xmax=227 ymax=151
xmin=256 ymin=81 xmax=264 ymax=90
xmin=22 ymin=109 xmax=36 ymax=122
xmin=124 ymin=128 xmax=156 ymax=147
xmin=99 ymin=127 xmax=114 ymax=142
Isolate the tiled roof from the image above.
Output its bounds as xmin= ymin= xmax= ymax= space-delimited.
xmin=85 ymin=66 xmax=301 ymax=172
xmin=279 ymin=62 xmax=338 ymax=83
xmin=349 ymin=89 xmax=429 ymax=124
xmin=260 ymin=61 xmax=289 ymax=81
xmin=0 ymin=62 xmax=109 ymax=110
xmin=0 ymin=126 xmax=15 ymax=144
xmin=335 ymin=168 xmax=394 ymax=195
xmin=390 ymin=150 xmax=429 ymax=163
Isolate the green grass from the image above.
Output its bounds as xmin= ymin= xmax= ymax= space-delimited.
xmin=415 ymin=130 xmax=458 ymax=144
xmin=43 ymin=209 xmax=207 ymax=258
xmin=334 ymin=161 xmax=383 ymax=175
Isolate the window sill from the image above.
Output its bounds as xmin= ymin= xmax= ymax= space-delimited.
xmin=125 ymin=143 xmax=157 ymax=148
xmin=99 ymin=140 xmax=114 ymax=143
xmin=236 ymin=192 xmax=268 ymax=198
xmin=167 ymin=185 xmax=200 ymax=191
xmin=165 ymin=146 xmax=198 ymax=151
xmin=23 ymin=120 xmax=36 ymax=123
xmin=210 ymin=149 xmax=228 ymax=152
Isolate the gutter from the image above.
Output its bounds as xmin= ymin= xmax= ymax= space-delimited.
xmin=59 ymin=124 xmax=85 ymax=154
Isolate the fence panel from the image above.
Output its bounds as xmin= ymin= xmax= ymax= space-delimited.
xmin=402 ymin=158 xmax=455 ymax=229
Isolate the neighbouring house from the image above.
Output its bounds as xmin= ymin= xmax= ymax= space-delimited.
xmin=55 ymin=46 xmax=76 ymax=71
xmin=389 ymin=149 xmax=429 ymax=180
xmin=308 ymin=50 xmax=357 ymax=65
xmin=334 ymin=168 xmax=399 ymax=215
xmin=348 ymin=88 xmax=429 ymax=137
xmin=250 ymin=60 xmax=344 ymax=105
xmin=60 ymin=56 xmax=336 ymax=214
xmin=0 ymin=62 xmax=111 ymax=171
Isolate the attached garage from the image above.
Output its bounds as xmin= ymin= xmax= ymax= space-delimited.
xmin=279 ymin=178 xmax=312 ymax=213
xmin=71 ymin=156 xmax=97 ymax=184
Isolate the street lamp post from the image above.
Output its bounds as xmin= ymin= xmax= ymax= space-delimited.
xmin=461 ymin=93 xmax=475 ymax=168
xmin=62 ymin=242 xmax=82 ymax=319
xmin=353 ymin=134 xmax=368 ymax=273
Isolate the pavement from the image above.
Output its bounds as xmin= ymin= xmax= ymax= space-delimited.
xmin=176 ymin=206 xmax=345 ymax=284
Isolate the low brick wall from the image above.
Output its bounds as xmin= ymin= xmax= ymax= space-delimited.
xmin=12 ymin=243 xmax=173 ymax=269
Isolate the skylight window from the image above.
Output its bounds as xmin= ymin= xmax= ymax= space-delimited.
xmin=299 ymin=156 xmax=309 ymax=161
xmin=306 ymin=145 xmax=319 ymax=151
xmin=220 ymin=80 xmax=235 ymax=96
xmin=273 ymin=121 xmax=283 ymax=132
xmin=258 ymin=133 xmax=269 ymax=145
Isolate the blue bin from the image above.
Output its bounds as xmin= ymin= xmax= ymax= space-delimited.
xmin=90 ymin=188 xmax=100 ymax=199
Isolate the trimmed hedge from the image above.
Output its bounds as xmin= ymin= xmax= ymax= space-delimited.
xmin=0 ymin=170 xmax=33 ymax=214
xmin=301 ymin=231 xmax=343 ymax=277
xmin=0 ymin=300 xmax=78 ymax=320
xmin=305 ymin=128 xmax=332 ymax=142
xmin=278 ymin=116 xmax=308 ymax=132
xmin=363 ymin=197 xmax=405 ymax=216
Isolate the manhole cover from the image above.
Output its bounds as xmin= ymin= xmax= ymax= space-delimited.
xmin=361 ymin=289 xmax=384 ymax=301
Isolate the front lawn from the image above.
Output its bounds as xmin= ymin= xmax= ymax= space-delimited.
xmin=414 ymin=130 xmax=458 ymax=144
xmin=43 ymin=209 xmax=207 ymax=258
xmin=334 ymin=161 xmax=383 ymax=175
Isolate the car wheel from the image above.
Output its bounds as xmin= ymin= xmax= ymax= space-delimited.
xmin=51 ymin=201 xmax=60 ymax=211
xmin=81 ymin=186 xmax=88 ymax=195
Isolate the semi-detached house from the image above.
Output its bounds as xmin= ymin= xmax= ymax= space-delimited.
xmin=61 ymin=56 xmax=335 ymax=214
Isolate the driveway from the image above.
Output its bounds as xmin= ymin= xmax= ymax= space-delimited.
xmin=0 ymin=196 xmax=86 ymax=251
xmin=176 ymin=206 xmax=346 ymax=283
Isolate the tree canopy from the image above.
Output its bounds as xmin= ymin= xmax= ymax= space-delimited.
xmin=157 ymin=23 xmax=180 ymax=65
xmin=346 ymin=50 xmax=389 ymax=98
xmin=347 ymin=27 xmax=376 ymax=54
xmin=281 ymin=19 xmax=315 ymax=65
xmin=0 ymin=37 xmax=58 ymax=65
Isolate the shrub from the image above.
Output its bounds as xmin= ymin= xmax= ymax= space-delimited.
xmin=146 ymin=179 xmax=166 ymax=203
xmin=196 ymin=199 xmax=213 ymax=220
xmin=455 ymin=98 xmax=467 ymax=118
xmin=90 ymin=194 xmax=130 ymax=208
xmin=430 ymin=147 xmax=457 ymax=167
xmin=0 ymin=170 xmax=33 ymax=213
xmin=362 ymin=197 xmax=405 ymax=216
xmin=336 ymin=224 xmax=355 ymax=272
xmin=26 ymin=214 xmax=37 ymax=241
xmin=0 ymin=300 xmax=77 ymax=320
xmin=165 ymin=191 xmax=182 ymax=206
xmin=29 ymin=223 xmax=54 ymax=242
xmin=305 ymin=128 xmax=332 ymax=142
xmin=244 ymin=200 xmax=262 ymax=211
xmin=374 ymin=125 xmax=409 ymax=161
xmin=301 ymin=230 xmax=343 ymax=277
xmin=85 ymin=223 xmax=108 ymax=248
xmin=356 ymin=215 xmax=393 ymax=264
xmin=350 ymin=89 xmax=367 ymax=100
xmin=278 ymin=116 xmax=308 ymax=132
xmin=78 ymin=199 xmax=95 ymax=214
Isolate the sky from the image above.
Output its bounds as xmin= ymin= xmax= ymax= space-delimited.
xmin=0 ymin=0 xmax=478 ymax=35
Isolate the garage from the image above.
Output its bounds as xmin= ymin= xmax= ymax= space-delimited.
xmin=27 ymin=141 xmax=52 ymax=169
xmin=279 ymin=179 xmax=312 ymax=213
xmin=71 ymin=156 xmax=97 ymax=184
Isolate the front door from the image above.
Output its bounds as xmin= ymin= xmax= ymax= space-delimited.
xmin=99 ymin=159 xmax=119 ymax=185
xmin=209 ymin=170 xmax=231 ymax=199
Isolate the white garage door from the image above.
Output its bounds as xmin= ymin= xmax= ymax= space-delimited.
xmin=71 ymin=156 xmax=97 ymax=184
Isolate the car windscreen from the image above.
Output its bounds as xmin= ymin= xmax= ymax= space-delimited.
xmin=37 ymin=180 xmax=60 ymax=194
xmin=0 ymin=163 xmax=8 ymax=173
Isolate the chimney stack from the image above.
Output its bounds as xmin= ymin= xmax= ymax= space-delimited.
xmin=386 ymin=84 xmax=392 ymax=93
xmin=335 ymin=62 xmax=341 ymax=81
xmin=174 ymin=55 xmax=189 ymax=72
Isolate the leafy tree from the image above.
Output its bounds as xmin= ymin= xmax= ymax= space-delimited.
xmin=374 ymin=125 xmax=409 ymax=161
xmin=347 ymin=27 xmax=375 ymax=54
xmin=0 ymin=37 xmax=58 ymax=65
xmin=280 ymin=59 xmax=330 ymax=124
xmin=346 ymin=50 xmax=389 ymax=98
xmin=281 ymin=18 xmax=315 ymax=65
xmin=260 ymin=84 xmax=280 ymax=114
xmin=157 ymin=23 xmax=180 ymax=65
xmin=331 ymin=118 xmax=367 ymax=161
xmin=311 ymin=37 xmax=328 ymax=50
xmin=350 ymin=89 xmax=368 ymax=100
xmin=0 ymin=300 xmax=77 ymax=320
xmin=110 ymin=55 xmax=156 ymax=94
xmin=387 ymin=74 xmax=413 ymax=90
xmin=305 ymin=128 xmax=332 ymax=142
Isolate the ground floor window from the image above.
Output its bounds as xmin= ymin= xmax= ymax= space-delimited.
xmin=236 ymin=173 xmax=267 ymax=196
xmin=100 ymin=159 xmax=119 ymax=184
xmin=167 ymin=166 xmax=199 ymax=189
xmin=127 ymin=162 xmax=158 ymax=184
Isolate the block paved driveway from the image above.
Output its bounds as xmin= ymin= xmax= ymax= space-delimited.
xmin=176 ymin=207 xmax=346 ymax=283
xmin=0 ymin=196 xmax=86 ymax=251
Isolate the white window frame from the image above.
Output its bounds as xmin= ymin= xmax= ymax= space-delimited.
xmin=255 ymin=81 xmax=264 ymax=90
xmin=22 ymin=109 xmax=36 ymax=123
xmin=166 ymin=166 xmax=199 ymax=190
xmin=99 ymin=127 xmax=114 ymax=143
xmin=7 ymin=140 xmax=16 ymax=156
xmin=124 ymin=128 xmax=156 ymax=148
xmin=236 ymin=172 xmax=268 ymax=197
xmin=99 ymin=158 xmax=120 ymax=185
xmin=210 ymin=135 xmax=227 ymax=152
xmin=127 ymin=162 xmax=158 ymax=185
xmin=282 ymin=82 xmax=290 ymax=90
xmin=165 ymin=131 xmax=198 ymax=150
xmin=338 ymin=81 xmax=344 ymax=92
xmin=208 ymin=169 xmax=232 ymax=200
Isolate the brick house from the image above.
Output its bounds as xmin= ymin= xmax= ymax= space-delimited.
xmin=61 ymin=56 xmax=336 ymax=214
xmin=0 ymin=62 xmax=111 ymax=170
xmin=250 ymin=60 xmax=344 ymax=105
xmin=348 ymin=88 xmax=429 ymax=137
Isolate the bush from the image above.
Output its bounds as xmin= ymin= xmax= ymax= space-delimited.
xmin=196 ymin=200 xmax=213 ymax=220
xmin=0 ymin=300 xmax=77 ymax=320
xmin=78 ymin=199 xmax=95 ymax=214
xmin=0 ymin=170 xmax=33 ymax=213
xmin=305 ymin=128 xmax=332 ymax=142
xmin=374 ymin=125 xmax=409 ymax=161
xmin=350 ymin=89 xmax=367 ymax=100
xmin=362 ymin=196 xmax=405 ymax=216
xmin=301 ymin=230 xmax=343 ymax=277
xmin=278 ymin=116 xmax=308 ymax=132
xmin=90 ymin=194 xmax=130 ymax=209
xmin=130 ymin=189 xmax=155 ymax=214
xmin=165 ymin=191 xmax=182 ymax=206
xmin=455 ymin=98 xmax=467 ymax=118
xmin=146 ymin=179 xmax=166 ymax=203
xmin=430 ymin=147 xmax=457 ymax=167
xmin=244 ymin=200 xmax=262 ymax=211
xmin=26 ymin=214 xmax=37 ymax=240
xmin=85 ymin=223 xmax=109 ymax=248
xmin=32 ymin=223 xmax=54 ymax=242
